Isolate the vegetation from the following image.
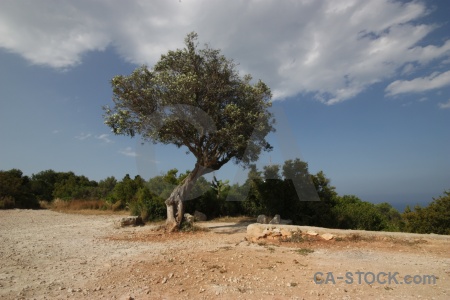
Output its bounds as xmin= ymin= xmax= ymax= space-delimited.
xmin=103 ymin=32 xmax=275 ymax=230
xmin=1 ymin=37 xmax=448 ymax=234
xmin=401 ymin=191 xmax=450 ymax=235
xmin=1 ymin=161 xmax=448 ymax=235
xmin=0 ymin=169 xmax=39 ymax=209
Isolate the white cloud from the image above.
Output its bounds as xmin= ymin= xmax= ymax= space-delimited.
xmin=385 ymin=71 xmax=450 ymax=96
xmin=119 ymin=147 xmax=138 ymax=157
xmin=1 ymin=0 xmax=449 ymax=103
xmin=75 ymin=132 xmax=92 ymax=140
xmin=438 ymin=99 xmax=450 ymax=109
xmin=96 ymin=134 xmax=113 ymax=143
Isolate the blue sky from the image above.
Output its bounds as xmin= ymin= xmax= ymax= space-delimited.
xmin=1 ymin=0 xmax=449 ymax=210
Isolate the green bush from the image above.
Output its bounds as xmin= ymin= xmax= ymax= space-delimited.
xmin=129 ymin=187 xmax=166 ymax=221
xmin=332 ymin=195 xmax=386 ymax=231
xmin=402 ymin=191 xmax=450 ymax=235
xmin=0 ymin=196 xmax=15 ymax=209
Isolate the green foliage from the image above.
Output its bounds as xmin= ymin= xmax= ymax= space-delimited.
xmin=0 ymin=196 xmax=16 ymax=209
xmin=103 ymin=31 xmax=274 ymax=176
xmin=30 ymin=169 xmax=59 ymax=201
xmin=0 ymin=169 xmax=39 ymax=209
xmin=52 ymin=172 xmax=98 ymax=200
xmin=402 ymin=191 xmax=450 ymax=234
xmin=332 ymin=195 xmax=386 ymax=231
xmin=2 ymin=165 xmax=447 ymax=236
xmin=94 ymin=176 xmax=117 ymax=200
xmin=241 ymin=159 xmax=336 ymax=227
xmin=129 ymin=187 xmax=166 ymax=221
xmin=111 ymin=174 xmax=145 ymax=208
xmin=375 ymin=202 xmax=403 ymax=231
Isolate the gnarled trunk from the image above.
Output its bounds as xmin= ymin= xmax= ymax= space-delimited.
xmin=165 ymin=163 xmax=210 ymax=231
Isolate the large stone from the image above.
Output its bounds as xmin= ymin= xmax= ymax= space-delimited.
xmin=184 ymin=213 xmax=195 ymax=224
xmin=269 ymin=214 xmax=281 ymax=224
xmin=306 ymin=230 xmax=318 ymax=236
xmin=114 ymin=216 xmax=143 ymax=228
xmin=247 ymin=224 xmax=302 ymax=241
xmin=194 ymin=210 xmax=207 ymax=221
xmin=321 ymin=233 xmax=335 ymax=241
xmin=257 ymin=215 xmax=270 ymax=224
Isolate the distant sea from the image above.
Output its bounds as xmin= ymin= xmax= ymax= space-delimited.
xmin=358 ymin=193 xmax=438 ymax=213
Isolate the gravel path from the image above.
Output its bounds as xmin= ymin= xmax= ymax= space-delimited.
xmin=1 ymin=210 xmax=449 ymax=299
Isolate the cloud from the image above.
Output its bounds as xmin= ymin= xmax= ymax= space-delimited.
xmin=75 ymin=132 xmax=92 ymax=140
xmin=52 ymin=129 xmax=62 ymax=134
xmin=438 ymin=99 xmax=450 ymax=109
xmin=96 ymin=134 xmax=113 ymax=143
xmin=385 ymin=71 xmax=450 ymax=96
xmin=119 ymin=147 xmax=138 ymax=157
xmin=1 ymin=0 xmax=449 ymax=103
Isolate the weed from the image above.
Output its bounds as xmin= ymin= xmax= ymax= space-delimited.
xmin=284 ymin=230 xmax=304 ymax=243
xmin=295 ymin=248 xmax=314 ymax=256
xmin=0 ymin=196 xmax=15 ymax=209
xmin=180 ymin=222 xmax=209 ymax=232
xmin=52 ymin=199 xmax=108 ymax=211
xmin=347 ymin=233 xmax=363 ymax=242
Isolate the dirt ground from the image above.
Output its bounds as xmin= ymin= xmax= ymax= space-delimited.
xmin=1 ymin=210 xmax=449 ymax=299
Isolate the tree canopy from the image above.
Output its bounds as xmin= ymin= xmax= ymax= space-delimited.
xmin=104 ymin=32 xmax=274 ymax=171
xmin=103 ymin=32 xmax=275 ymax=229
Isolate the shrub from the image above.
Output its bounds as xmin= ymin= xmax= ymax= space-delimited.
xmin=129 ymin=187 xmax=166 ymax=221
xmin=0 ymin=196 xmax=15 ymax=209
xmin=402 ymin=191 xmax=450 ymax=234
xmin=51 ymin=198 xmax=107 ymax=211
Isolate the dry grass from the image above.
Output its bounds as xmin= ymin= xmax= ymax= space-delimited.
xmin=49 ymin=199 xmax=128 ymax=215
xmin=0 ymin=196 xmax=15 ymax=209
xmin=294 ymin=248 xmax=314 ymax=256
xmin=210 ymin=215 xmax=256 ymax=223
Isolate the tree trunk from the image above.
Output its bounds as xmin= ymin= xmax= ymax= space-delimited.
xmin=165 ymin=163 xmax=210 ymax=231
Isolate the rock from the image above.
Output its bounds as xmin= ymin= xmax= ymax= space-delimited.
xmin=321 ymin=233 xmax=334 ymax=240
xmin=247 ymin=224 xmax=303 ymax=241
xmin=194 ymin=211 xmax=207 ymax=221
xmin=114 ymin=216 xmax=143 ymax=228
xmin=269 ymin=214 xmax=281 ymax=224
xmin=184 ymin=213 xmax=195 ymax=224
xmin=247 ymin=224 xmax=269 ymax=240
xmin=306 ymin=230 xmax=318 ymax=236
xmin=257 ymin=215 xmax=270 ymax=224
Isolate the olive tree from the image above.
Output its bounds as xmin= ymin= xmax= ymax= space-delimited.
xmin=103 ymin=32 xmax=275 ymax=230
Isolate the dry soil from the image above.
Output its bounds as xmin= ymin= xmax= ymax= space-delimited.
xmin=1 ymin=210 xmax=449 ymax=299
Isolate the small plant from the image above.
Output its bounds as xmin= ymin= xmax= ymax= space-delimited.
xmin=180 ymin=222 xmax=209 ymax=232
xmin=295 ymin=248 xmax=314 ymax=256
xmin=347 ymin=233 xmax=363 ymax=242
xmin=0 ymin=196 xmax=15 ymax=209
xmin=284 ymin=230 xmax=304 ymax=243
